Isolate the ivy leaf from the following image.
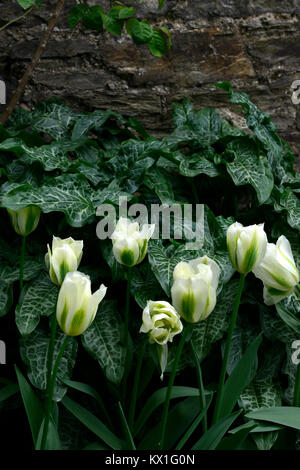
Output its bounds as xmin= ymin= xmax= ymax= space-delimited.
xmin=68 ymin=4 xmax=90 ymax=29
xmin=82 ymin=300 xmax=126 ymax=384
xmin=148 ymin=30 xmax=168 ymax=58
xmin=16 ymin=274 xmax=59 ymax=336
xmin=20 ymin=328 xmax=78 ymax=401
xmin=102 ymin=13 xmax=124 ymax=36
xmin=126 ymin=19 xmax=153 ymax=45
xmin=109 ymin=6 xmax=136 ymax=19
xmin=17 ymin=0 xmax=36 ymax=9
xmin=82 ymin=6 xmax=104 ymax=32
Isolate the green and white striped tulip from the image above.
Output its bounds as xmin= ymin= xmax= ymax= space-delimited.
xmin=140 ymin=300 xmax=183 ymax=345
xmin=111 ymin=217 xmax=155 ymax=267
xmin=227 ymin=222 xmax=267 ymax=274
xmin=56 ymin=271 xmax=107 ymax=336
xmin=171 ymin=256 xmax=220 ymax=323
xmin=253 ymin=235 xmax=300 ymax=305
xmin=140 ymin=300 xmax=182 ymax=379
xmin=7 ymin=206 xmax=41 ymax=236
xmin=45 ymin=236 xmax=83 ymax=286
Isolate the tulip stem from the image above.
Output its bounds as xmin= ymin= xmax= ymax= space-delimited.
xmin=159 ymin=323 xmax=193 ymax=450
xmin=190 ymin=338 xmax=207 ymax=434
xmin=19 ymin=235 xmax=26 ymax=293
xmin=128 ymin=337 xmax=146 ymax=430
xmin=212 ymin=273 xmax=246 ymax=425
xmin=40 ymin=335 xmax=69 ymax=450
xmin=293 ymin=363 xmax=300 ymax=407
xmin=121 ymin=268 xmax=132 ymax=404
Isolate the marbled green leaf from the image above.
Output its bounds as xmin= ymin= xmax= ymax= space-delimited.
xmin=20 ymin=328 xmax=78 ymax=401
xmin=81 ymin=300 xmax=126 ymax=384
xmin=226 ymin=137 xmax=274 ymax=204
xmin=16 ymin=274 xmax=59 ymax=336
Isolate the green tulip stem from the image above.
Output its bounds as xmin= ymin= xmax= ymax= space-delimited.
xmin=293 ymin=362 xmax=300 ymax=407
xmin=213 ymin=273 xmax=246 ymax=424
xmin=121 ymin=268 xmax=132 ymax=404
xmin=159 ymin=323 xmax=193 ymax=450
xmin=40 ymin=334 xmax=69 ymax=450
xmin=19 ymin=235 xmax=26 ymax=293
xmin=128 ymin=337 xmax=147 ymax=430
xmin=190 ymin=338 xmax=207 ymax=433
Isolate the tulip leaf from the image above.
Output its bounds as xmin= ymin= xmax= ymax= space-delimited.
xmin=16 ymin=273 xmax=59 ymax=336
xmin=225 ymin=137 xmax=274 ymax=204
xmin=192 ymin=410 xmax=241 ymax=450
xmin=134 ymin=386 xmax=211 ymax=436
xmin=62 ymin=396 xmax=123 ymax=450
xmin=15 ymin=365 xmax=44 ymax=447
xmin=245 ymin=407 xmax=300 ymax=430
xmin=138 ymin=396 xmax=203 ymax=450
xmin=20 ymin=328 xmax=78 ymax=401
xmin=81 ymin=300 xmax=126 ymax=385
xmin=62 ymin=378 xmax=113 ymax=429
xmin=0 ymin=383 xmax=19 ymax=402
xmin=216 ymin=422 xmax=257 ymax=450
xmin=217 ymin=334 xmax=263 ymax=420
xmin=35 ymin=417 xmax=61 ymax=450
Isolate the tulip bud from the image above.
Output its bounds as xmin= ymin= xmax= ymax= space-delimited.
xmin=227 ymin=222 xmax=268 ymax=274
xmin=253 ymin=235 xmax=300 ymax=305
xmin=171 ymin=256 xmax=220 ymax=323
xmin=111 ymin=217 xmax=155 ymax=268
xmin=56 ymin=271 xmax=107 ymax=336
xmin=45 ymin=236 xmax=83 ymax=286
xmin=7 ymin=206 xmax=41 ymax=236
xmin=140 ymin=300 xmax=183 ymax=380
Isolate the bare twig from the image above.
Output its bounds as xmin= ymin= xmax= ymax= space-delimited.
xmin=0 ymin=4 xmax=35 ymax=34
xmin=0 ymin=0 xmax=66 ymax=125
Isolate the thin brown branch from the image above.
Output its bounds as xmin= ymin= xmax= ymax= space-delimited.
xmin=0 ymin=0 xmax=66 ymax=125
xmin=0 ymin=4 xmax=35 ymax=33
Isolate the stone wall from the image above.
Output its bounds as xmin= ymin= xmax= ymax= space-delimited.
xmin=0 ymin=0 xmax=299 ymax=163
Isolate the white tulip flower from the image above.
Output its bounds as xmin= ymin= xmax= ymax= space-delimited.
xmin=140 ymin=300 xmax=183 ymax=345
xmin=140 ymin=300 xmax=183 ymax=379
xmin=7 ymin=206 xmax=41 ymax=236
xmin=45 ymin=236 xmax=83 ymax=286
xmin=227 ymin=222 xmax=268 ymax=274
xmin=253 ymin=235 xmax=299 ymax=305
xmin=111 ymin=217 xmax=155 ymax=267
xmin=171 ymin=256 xmax=220 ymax=323
xmin=56 ymin=271 xmax=107 ymax=336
